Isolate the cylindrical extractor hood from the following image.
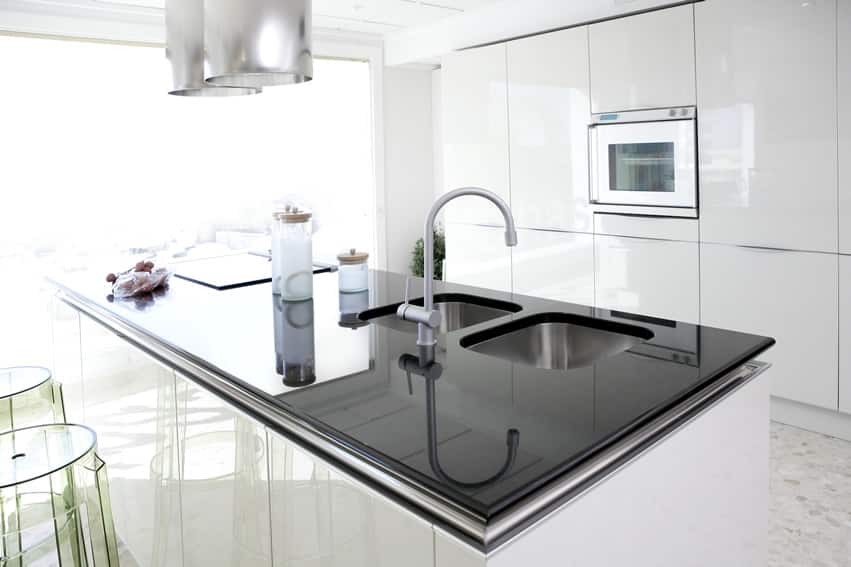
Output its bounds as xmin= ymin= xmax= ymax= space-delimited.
xmin=204 ymin=0 xmax=313 ymax=89
xmin=166 ymin=0 xmax=260 ymax=96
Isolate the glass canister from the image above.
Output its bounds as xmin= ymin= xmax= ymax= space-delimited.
xmin=272 ymin=207 xmax=313 ymax=301
xmin=336 ymin=249 xmax=369 ymax=293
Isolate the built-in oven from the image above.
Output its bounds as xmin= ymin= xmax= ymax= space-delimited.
xmin=589 ymin=106 xmax=697 ymax=218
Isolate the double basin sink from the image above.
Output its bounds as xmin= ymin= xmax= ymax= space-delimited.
xmin=358 ymin=294 xmax=654 ymax=371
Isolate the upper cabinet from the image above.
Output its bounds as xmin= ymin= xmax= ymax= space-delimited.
xmin=512 ymin=229 xmax=594 ymax=306
xmin=696 ymin=0 xmax=838 ymax=253
xmin=507 ymin=27 xmax=592 ymax=233
xmin=444 ymin=223 xmax=512 ymax=293
xmin=441 ymin=44 xmax=511 ymax=226
xmin=589 ymin=5 xmax=695 ymax=113
xmin=841 ymin=0 xmax=851 ymax=255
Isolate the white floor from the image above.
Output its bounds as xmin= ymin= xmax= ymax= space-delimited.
xmin=114 ymin=422 xmax=851 ymax=567
xmin=770 ymin=423 xmax=851 ymax=567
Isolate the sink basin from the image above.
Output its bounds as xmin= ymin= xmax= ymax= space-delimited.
xmin=358 ymin=293 xmax=522 ymax=334
xmin=460 ymin=312 xmax=654 ymax=370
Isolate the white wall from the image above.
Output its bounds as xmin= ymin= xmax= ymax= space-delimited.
xmin=382 ymin=66 xmax=437 ymax=274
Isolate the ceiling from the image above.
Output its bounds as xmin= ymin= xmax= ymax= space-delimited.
xmin=95 ymin=0 xmax=502 ymax=35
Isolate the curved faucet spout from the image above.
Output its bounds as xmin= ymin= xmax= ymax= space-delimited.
xmin=401 ymin=187 xmax=517 ymax=355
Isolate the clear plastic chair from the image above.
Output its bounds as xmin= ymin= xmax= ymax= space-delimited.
xmin=0 ymin=367 xmax=65 ymax=433
xmin=0 ymin=423 xmax=119 ymax=566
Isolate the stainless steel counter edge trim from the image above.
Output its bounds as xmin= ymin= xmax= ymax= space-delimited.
xmin=54 ymin=286 xmax=768 ymax=553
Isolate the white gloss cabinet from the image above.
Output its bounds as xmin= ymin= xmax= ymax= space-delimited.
xmin=840 ymin=0 xmax=851 ymax=255
xmin=267 ymin=432 xmax=434 ymax=567
xmin=507 ymin=27 xmax=592 ymax=233
xmin=594 ymin=235 xmax=700 ymax=324
xmin=841 ymin=256 xmax=851 ymax=414
xmin=512 ymin=229 xmax=594 ymax=306
xmin=441 ymin=44 xmax=511 ymax=226
xmin=695 ymin=0 xmax=838 ymax=253
xmin=445 ymin=223 xmax=512 ymax=293
xmin=79 ymin=316 xmax=183 ymax=567
xmin=175 ymin=374 xmax=272 ymax=567
xmin=588 ymin=5 xmax=695 ymax=113
xmin=700 ymin=243 xmax=839 ymax=410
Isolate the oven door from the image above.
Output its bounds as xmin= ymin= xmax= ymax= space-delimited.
xmin=590 ymin=119 xmax=696 ymax=213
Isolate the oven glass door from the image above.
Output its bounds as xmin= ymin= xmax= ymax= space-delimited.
xmin=591 ymin=119 xmax=696 ymax=208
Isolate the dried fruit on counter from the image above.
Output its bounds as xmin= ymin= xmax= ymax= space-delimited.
xmin=106 ymin=260 xmax=172 ymax=299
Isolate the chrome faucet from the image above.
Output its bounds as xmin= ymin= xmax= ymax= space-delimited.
xmin=397 ymin=187 xmax=518 ymax=361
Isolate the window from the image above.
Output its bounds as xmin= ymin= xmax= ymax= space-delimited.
xmin=0 ymin=35 xmax=377 ymax=365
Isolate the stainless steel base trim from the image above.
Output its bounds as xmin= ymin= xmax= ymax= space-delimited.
xmin=54 ymin=285 xmax=768 ymax=553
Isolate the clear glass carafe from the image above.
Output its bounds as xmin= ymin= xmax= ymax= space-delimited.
xmin=272 ymin=207 xmax=313 ymax=301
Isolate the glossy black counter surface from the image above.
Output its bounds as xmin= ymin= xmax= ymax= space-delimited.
xmin=49 ymin=268 xmax=774 ymax=522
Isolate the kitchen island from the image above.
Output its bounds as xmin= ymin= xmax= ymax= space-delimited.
xmin=48 ymin=267 xmax=774 ymax=567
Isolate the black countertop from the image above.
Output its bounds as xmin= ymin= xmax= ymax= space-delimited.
xmin=50 ymin=267 xmax=774 ymax=544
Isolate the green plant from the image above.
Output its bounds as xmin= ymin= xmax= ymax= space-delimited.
xmin=410 ymin=227 xmax=446 ymax=280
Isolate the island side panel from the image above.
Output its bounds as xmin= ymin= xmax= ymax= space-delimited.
xmin=78 ymin=315 xmax=184 ymax=567
xmin=175 ymin=372 xmax=273 ymax=567
xmin=435 ymin=373 xmax=769 ymax=567
xmin=267 ymin=430 xmax=436 ymax=567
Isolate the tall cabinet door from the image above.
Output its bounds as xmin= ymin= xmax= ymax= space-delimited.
xmin=513 ymin=229 xmax=594 ymax=306
xmin=589 ymin=4 xmax=696 ymax=113
xmin=79 ymin=317 xmax=182 ymax=567
xmin=841 ymin=0 xmax=851 ymax=255
xmin=841 ymin=256 xmax=851 ymax=414
xmin=700 ymin=243 xmax=839 ymax=410
xmin=441 ymin=44 xmax=510 ymax=226
xmin=595 ymin=235 xmax=700 ymax=324
xmin=445 ymin=223 xmax=512 ymax=292
xmin=507 ymin=27 xmax=592 ymax=233
xmin=175 ymin=373 xmax=272 ymax=567
xmin=267 ymin=431 xmax=434 ymax=567
xmin=695 ymin=0 xmax=838 ymax=253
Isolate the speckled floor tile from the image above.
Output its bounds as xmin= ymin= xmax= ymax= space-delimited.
xmin=770 ymin=423 xmax=851 ymax=567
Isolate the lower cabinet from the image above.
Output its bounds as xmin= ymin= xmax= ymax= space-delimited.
xmin=444 ymin=223 xmax=512 ymax=292
xmin=594 ymin=235 xmax=700 ymax=324
xmin=841 ymin=255 xmax=851 ymax=414
xmin=79 ymin=316 xmax=183 ymax=567
xmin=267 ymin=432 xmax=434 ymax=567
xmin=700 ymin=243 xmax=839 ymax=410
xmin=512 ymin=229 xmax=594 ymax=305
xmin=175 ymin=374 xmax=272 ymax=567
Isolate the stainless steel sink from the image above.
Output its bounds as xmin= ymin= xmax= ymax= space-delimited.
xmin=460 ymin=312 xmax=654 ymax=370
xmin=358 ymin=293 xmax=522 ymax=334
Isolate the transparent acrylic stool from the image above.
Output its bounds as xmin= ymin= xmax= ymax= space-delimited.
xmin=0 ymin=367 xmax=65 ymax=433
xmin=0 ymin=424 xmax=119 ymax=566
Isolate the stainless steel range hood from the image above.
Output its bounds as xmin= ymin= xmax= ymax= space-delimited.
xmin=166 ymin=0 xmax=259 ymax=96
xmin=203 ymin=0 xmax=313 ymax=89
